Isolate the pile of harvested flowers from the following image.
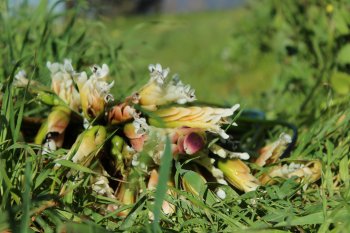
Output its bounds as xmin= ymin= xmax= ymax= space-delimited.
xmin=13 ymin=60 xmax=321 ymax=216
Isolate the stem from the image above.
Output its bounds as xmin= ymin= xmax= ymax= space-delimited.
xmin=299 ymin=68 xmax=326 ymax=111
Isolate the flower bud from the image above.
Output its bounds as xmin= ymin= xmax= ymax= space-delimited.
xmin=218 ymin=159 xmax=260 ymax=192
xmin=108 ymin=103 xmax=135 ymax=125
xmin=181 ymin=170 xmax=207 ymax=196
xmin=76 ymin=64 xmax=114 ymax=121
xmin=55 ymin=125 xmax=107 ymax=170
xmin=181 ymin=132 xmax=206 ymax=155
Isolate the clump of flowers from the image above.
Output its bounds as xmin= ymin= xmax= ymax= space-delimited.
xmin=15 ymin=60 xmax=322 ymax=216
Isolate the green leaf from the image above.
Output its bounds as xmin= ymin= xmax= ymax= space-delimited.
xmin=275 ymin=211 xmax=324 ymax=227
xmin=339 ymin=156 xmax=349 ymax=189
xmin=0 ymin=209 xmax=9 ymax=232
xmin=54 ymin=160 xmax=98 ymax=175
xmin=334 ymin=8 xmax=350 ymax=35
xmin=20 ymin=161 xmax=32 ymax=233
xmin=331 ymin=72 xmax=350 ymax=95
xmin=337 ymin=44 xmax=350 ymax=65
xmin=34 ymin=169 xmax=51 ymax=190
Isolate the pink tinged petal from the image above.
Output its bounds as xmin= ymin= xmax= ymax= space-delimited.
xmin=177 ymin=136 xmax=185 ymax=154
xmin=183 ymin=132 xmax=205 ymax=155
xmin=130 ymin=136 xmax=146 ymax=152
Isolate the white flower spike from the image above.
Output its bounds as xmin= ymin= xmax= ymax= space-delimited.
xmin=148 ymin=63 xmax=169 ymax=85
xmin=47 ymin=59 xmax=81 ymax=111
xmin=76 ymin=64 xmax=115 ymax=120
xmin=137 ymin=63 xmax=196 ymax=109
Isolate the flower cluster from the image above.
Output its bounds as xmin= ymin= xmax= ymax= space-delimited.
xmin=15 ymin=60 xmax=322 ymax=217
xmin=47 ymin=59 xmax=81 ymax=112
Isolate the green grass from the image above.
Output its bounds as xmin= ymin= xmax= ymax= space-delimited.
xmin=1 ymin=0 xmax=350 ymax=232
xmin=104 ymin=10 xmax=277 ymax=104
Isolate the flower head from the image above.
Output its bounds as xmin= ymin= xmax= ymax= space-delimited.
xmin=47 ymin=59 xmax=81 ymax=111
xmin=76 ymin=64 xmax=114 ymax=120
xmin=132 ymin=117 xmax=149 ymax=135
xmin=136 ymin=64 xmax=196 ymax=109
xmin=195 ymin=156 xmax=228 ymax=185
xmin=163 ymin=75 xmax=196 ymax=104
xmin=115 ymin=182 xmax=135 ymax=217
xmin=149 ymin=104 xmax=240 ymax=139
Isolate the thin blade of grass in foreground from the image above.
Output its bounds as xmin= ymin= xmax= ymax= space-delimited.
xmin=152 ymin=137 xmax=172 ymax=232
xmin=20 ymin=160 xmax=32 ymax=233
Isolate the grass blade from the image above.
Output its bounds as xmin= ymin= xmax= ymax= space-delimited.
xmin=152 ymin=136 xmax=172 ymax=232
xmin=20 ymin=161 xmax=32 ymax=233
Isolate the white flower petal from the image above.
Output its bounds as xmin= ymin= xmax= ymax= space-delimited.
xmin=148 ymin=64 xmax=156 ymax=72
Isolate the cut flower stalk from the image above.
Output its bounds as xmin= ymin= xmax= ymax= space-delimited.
xmin=259 ymin=160 xmax=322 ymax=185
